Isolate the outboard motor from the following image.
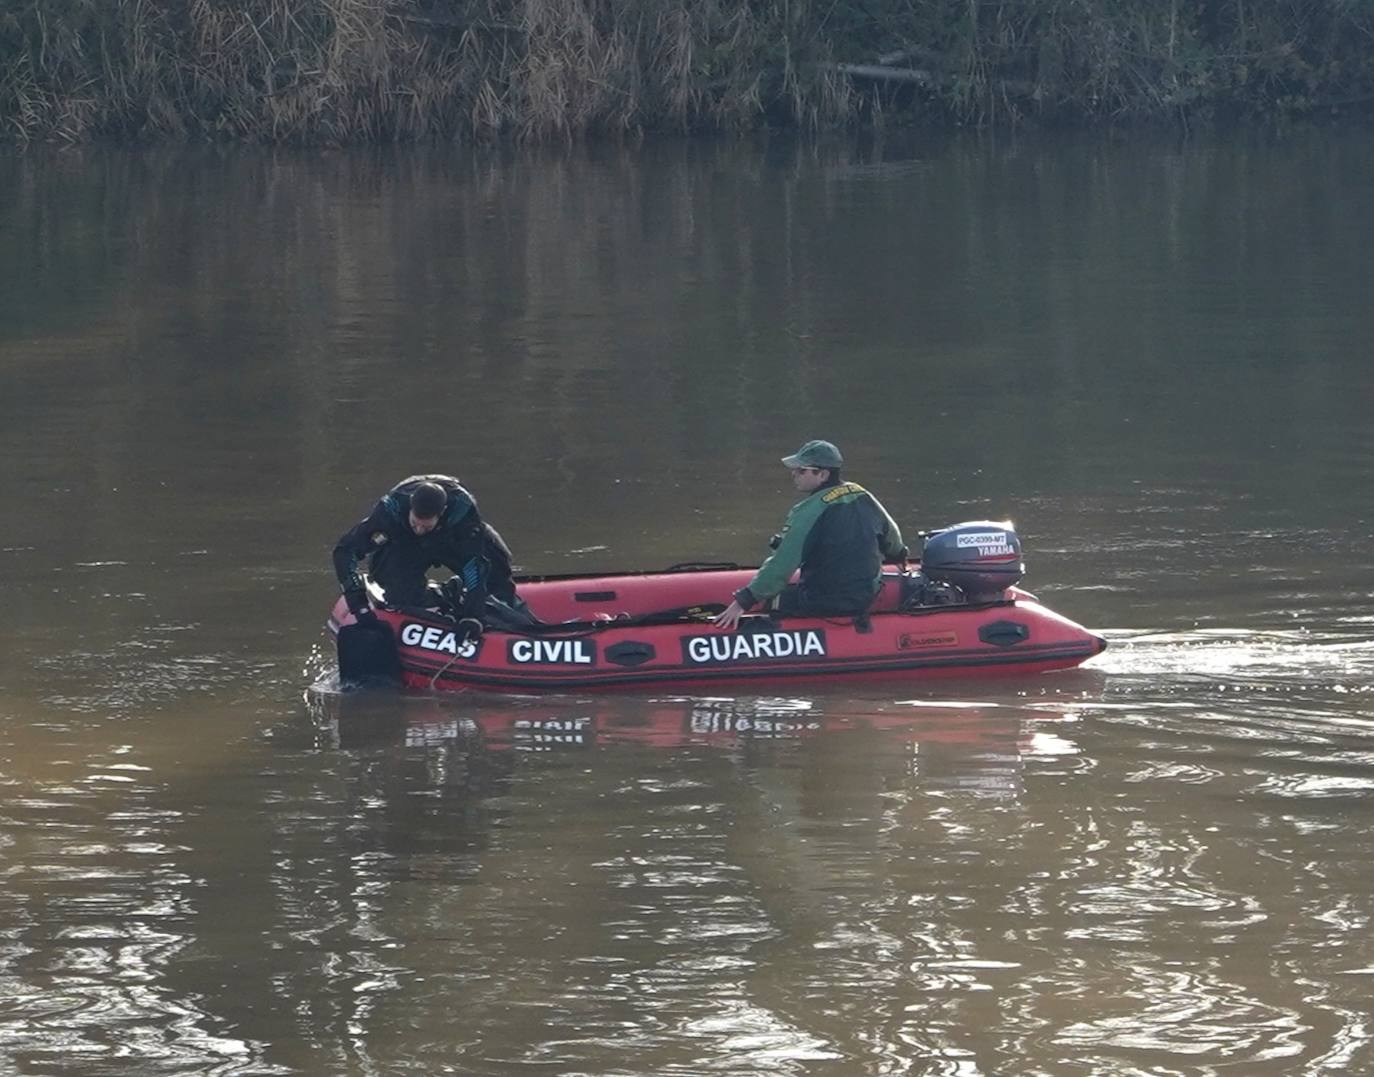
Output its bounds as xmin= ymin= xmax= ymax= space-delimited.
xmin=919 ymin=521 xmax=1024 ymax=603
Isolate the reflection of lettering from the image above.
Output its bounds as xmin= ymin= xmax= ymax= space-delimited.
xmin=404 ymin=721 xmax=463 ymax=746
xmin=508 ymin=639 xmax=595 ymax=664
xmin=897 ymin=630 xmax=958 ymax=650
xmin=683 ymin=630 xmax=827 ymax=664
xmin=513 ymin=717 xmax=591 ymax=750
xmin=400 ymin=622 xmax=479 ymax=658
xmin=690 ymin=712 xmax=822 ymax=736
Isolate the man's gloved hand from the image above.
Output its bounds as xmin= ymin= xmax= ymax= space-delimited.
xmin=345 ymin=590 xmax=377 ymax=625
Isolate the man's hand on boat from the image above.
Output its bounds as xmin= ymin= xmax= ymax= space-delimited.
xmin=346 ymin=591 xmax=379 ymax=627
xmin=714 ymin=599 xmax=747 ymax=631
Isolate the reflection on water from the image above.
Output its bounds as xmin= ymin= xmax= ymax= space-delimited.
xmin=0 ymin=750 xmax=282 ymax=1075
xmin=286 ymin=687 xmax=1095 ymax=1073
xmin=285 ymin=668 xmax=1374 ymax=1074
xmin=308 ymin=688 xmax=1073 ymax=800
xmin=3 ymin=128 xmax=1374 ymax=1073
xmin=6 ymin=645 xmax=1374 ymax=1073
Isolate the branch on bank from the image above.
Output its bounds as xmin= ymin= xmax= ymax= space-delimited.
xmin=824 ymin=58 xmax=1036 ymax=100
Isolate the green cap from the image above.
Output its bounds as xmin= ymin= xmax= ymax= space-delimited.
xmin=781 ymin=439 xmax=843 ymax=469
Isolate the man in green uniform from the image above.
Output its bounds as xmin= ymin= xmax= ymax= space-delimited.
xmin=715 ymin=440 xmax=906 ymax=630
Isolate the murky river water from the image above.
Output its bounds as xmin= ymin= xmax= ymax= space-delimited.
xmin=2 ymin=129 xmax=1373 ymax=1074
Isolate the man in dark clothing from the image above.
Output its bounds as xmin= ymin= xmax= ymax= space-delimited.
xmin=333 ymin=474 xmax=522 ymax=623
xmin=715 ymin=440 xmax=906 ymax=630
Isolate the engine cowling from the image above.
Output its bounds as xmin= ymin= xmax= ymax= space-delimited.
xmin=919 ymin=521 xmax=1024 ymax=602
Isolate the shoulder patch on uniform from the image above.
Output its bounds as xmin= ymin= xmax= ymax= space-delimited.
xmin=371 ymin=531 xmax=388 ymax=546
xmin=823 ymin=482 xmax=864 ymax=503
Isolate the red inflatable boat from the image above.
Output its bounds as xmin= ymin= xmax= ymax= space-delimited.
xmin=326 ymin=522 xmax=1106 ymax=692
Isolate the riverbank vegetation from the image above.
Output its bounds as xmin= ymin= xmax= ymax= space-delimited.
xmin=3 ymin=0 xmax=1373 ymax=142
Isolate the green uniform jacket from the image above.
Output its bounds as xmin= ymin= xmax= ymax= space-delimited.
xmin=734 ymin=481 xmax=905 ymax=614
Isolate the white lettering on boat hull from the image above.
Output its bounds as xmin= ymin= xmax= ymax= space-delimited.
xmin=681 ymin=629 xmax=828 ymax=665
xmin=399 ymin=621 xmax=480 ymax=660
xmin=507 ymin=638 xmax=597 ymax=665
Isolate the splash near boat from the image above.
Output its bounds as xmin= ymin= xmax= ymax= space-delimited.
xmin=326 ymin=522 xmax=1107 ymax=692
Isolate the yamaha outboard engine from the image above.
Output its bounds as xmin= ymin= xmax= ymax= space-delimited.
xmin=919 ymin=521 xmax=1024 ymax=602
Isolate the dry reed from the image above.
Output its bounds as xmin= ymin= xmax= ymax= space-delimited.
xmin=1 ymin=0 xmax=1371 ymax=142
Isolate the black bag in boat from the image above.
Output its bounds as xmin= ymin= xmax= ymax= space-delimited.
xmin=480 ymin=595 xmax=542 ymax=631
xmin=433 ymin=576 xmax=540 ymax=631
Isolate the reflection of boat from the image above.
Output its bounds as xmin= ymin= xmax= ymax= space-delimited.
xmin=474 ymin=699 xmax=862 ymax=750
xmin=308 ymin=691 xmax=1078 ymax=799
xmin=327 ymin=524 xmax=1106 ymax=693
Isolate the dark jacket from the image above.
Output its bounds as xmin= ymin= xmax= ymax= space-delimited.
xmin=332 ymin=474 xmax=517 ymax=612
xmin=734 ymin=480 xmax=904 ymax=615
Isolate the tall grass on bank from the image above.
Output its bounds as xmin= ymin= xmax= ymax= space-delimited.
xmin=3 ymin=0 xmax=1373 ymax=142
